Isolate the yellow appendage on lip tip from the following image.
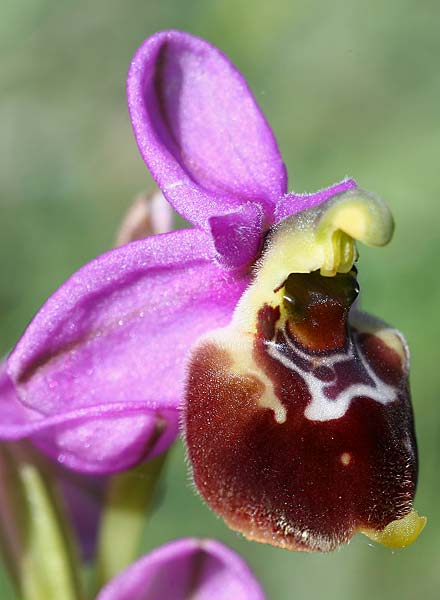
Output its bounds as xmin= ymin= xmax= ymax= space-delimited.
xmin=361 ymin=509 xmax=427 ymax=548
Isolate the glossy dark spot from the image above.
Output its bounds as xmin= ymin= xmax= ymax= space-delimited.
xmin=283 ymin=269 xmax=359 ymax=352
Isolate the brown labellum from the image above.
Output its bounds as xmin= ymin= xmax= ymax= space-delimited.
xmin=183 ymin=269 xmax=419 ymax=551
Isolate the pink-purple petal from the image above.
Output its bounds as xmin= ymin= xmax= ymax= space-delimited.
xmin=5 ymin=229 xmax=247 ymax=472
xmin=127 ymin=30 xmax=287 ymax=231
xmin=96 ymin=538 xmax=265 ymax=600
xmin=274 ymin=178 xmax=357 ymax=222
xmin=209 ymin=203 xmax=265 ymax=269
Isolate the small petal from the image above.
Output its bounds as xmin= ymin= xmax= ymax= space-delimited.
xmin=96 ymin=538 xmax=265 ymax=600
xmin=5 ymin=229 xmax=247 ymax=473
xmin=274 ymin=178 xmax=357 ymax=222
xmin=209 ymin=203 xmax=264 ymax=268
xmin=127 ymin=30 xmax=287 ymax=232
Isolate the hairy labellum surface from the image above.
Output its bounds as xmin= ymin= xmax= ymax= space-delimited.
xmin=184 ymin=193 xmax=424 ymax=552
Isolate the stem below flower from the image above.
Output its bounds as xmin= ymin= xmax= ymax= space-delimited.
xmin=96 ymin=452 xmax=168 ymax=588
xmin=0 ymin=442 xmax=84 ymax=600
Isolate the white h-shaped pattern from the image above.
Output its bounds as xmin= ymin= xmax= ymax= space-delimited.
xmin=266 ymin=332 xmax=397 ymax=422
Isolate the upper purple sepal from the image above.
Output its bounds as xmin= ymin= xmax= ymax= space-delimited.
xmin=127 ymin=31 xmax=359 ymax=267
xmin=127 ymin=30 xmax=288 ymax=266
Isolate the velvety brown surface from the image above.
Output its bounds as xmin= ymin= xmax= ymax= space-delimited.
xmin=185 ymin=272 xmax=417 ymax=551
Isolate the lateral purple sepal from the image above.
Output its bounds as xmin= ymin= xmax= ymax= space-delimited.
xmin=127 ymin=30 xmax=287 ymax=232
xmin=5 ymin=229 xmax=248 ymax=473
xmin=274 ymin=178 xmax=357 ymax=222
xmin=96 ymin=538 xmax=265 ymax=600
xmin=0 ymin=363 xmax=39 ymax=431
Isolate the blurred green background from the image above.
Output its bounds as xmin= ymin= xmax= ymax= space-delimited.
xmin=1 ymin=0 xmax=439 ymax=598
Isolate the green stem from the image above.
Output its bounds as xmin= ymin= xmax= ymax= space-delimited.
xmin=0 ymin=442 xmax=84 ymax=600
xmin=96 ymin=452 xmax=167 ymax=588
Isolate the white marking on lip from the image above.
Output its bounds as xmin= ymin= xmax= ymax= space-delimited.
xmin=267 ymin=335 xmax=396 ymax=422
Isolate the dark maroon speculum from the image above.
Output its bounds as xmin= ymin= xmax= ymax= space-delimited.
xmin=183 ymin=193 xmax=425 ymax=551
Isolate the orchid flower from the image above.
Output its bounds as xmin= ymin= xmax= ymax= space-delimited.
xmin=96 ymin=538 xmax=265 ymax=600
xmin=0 ymin=30 xmax=425 ymax=552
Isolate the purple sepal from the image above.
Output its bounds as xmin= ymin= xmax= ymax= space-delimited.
xmin=96 ymin=538 xmax=265 ymax=600
xmin=274 ymin=178 xmax=357 ymax=222
xmin=127 ymin=30 xmax=287 ymax=234
xmin=0 ymin=361 xmax=37 ymax=428
xmin=5 ymin=229 xmax=248 ymax=473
